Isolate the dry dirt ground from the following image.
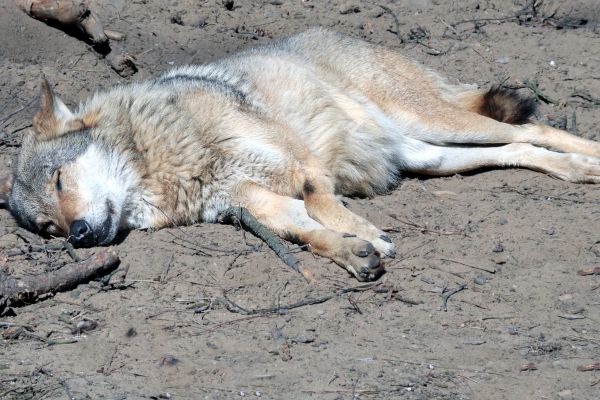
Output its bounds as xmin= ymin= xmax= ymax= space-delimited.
xmin=1 ymin=1 xmax=600 ymax=399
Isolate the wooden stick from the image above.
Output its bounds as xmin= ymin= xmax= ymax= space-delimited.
xmin=219 ymin=206 xmax=315 ymax=283
xmin=0 ymin=249 xmax=120 ymax=305
xmin=219 ymin=282 xmax=377 ymax=315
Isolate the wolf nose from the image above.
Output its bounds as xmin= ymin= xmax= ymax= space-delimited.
xmin=68 ymin=219 xmax=95 ymax=247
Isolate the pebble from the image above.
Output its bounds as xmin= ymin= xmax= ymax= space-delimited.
xmin=557 ymin=389 xmax=573 ymax=400
xmin=558 ymin=293 xmax=573 ymax=302
xmin=552 ymin=360 xmax=567 ymax=369
xmin=339 ymin=3 xmax=360 ymax=14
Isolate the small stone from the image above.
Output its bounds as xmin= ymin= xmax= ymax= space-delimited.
xmin=170 ymin=13 xmax=184 ymax=25
xmin=557 ymin=389 xmax=573 ymax=400
xmin=339 ymin=3 xmax=360 ymax=14
xmin=474 ymin=275 xmax=488 ymax=285
xmin=518 ymin=348 xmax=529 ymax=356
xmin=492 ymin=243 xmax=504 ymax=253
xmin=290 ymin=335 xmax=316 ymax=344
xmin=558 ymin=293 xmax=573 ymax=302
xmin=506 ymin=324 xmax=520 ymax=335
xmin=192 ymin=18 xmax=207 ymax=28
xmin=491 ymin=255 xmax=508 ymax=265
xmin=552 ymin=360 xmax=567 ymax=369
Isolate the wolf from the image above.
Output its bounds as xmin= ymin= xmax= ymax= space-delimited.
xmin=1 ymin=28 xmax=599 ymax=281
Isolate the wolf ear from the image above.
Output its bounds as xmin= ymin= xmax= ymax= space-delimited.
xmin=0 ymin=174 xmax=13 ymax=207
xmin=32 ymin=79 xmax=84 ymax=139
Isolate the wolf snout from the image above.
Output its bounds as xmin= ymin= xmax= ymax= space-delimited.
xmin=68 ymin=219 xmax=96 ymax=247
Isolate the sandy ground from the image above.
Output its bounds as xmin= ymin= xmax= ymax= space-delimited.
xmin=1 ymin=1 xmax=600 ymax=399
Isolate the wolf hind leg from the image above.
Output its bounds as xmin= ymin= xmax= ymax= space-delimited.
xmin=400 ymin=138 xmax=600 ymax=183
xmin=403 ymin=106 xmax=600 ymax=158
xmin=235 ymin=182 xmax=384 ymax=281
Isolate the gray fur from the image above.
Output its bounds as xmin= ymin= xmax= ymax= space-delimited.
xmin=9 ymin=131 xmax=91 ymax=232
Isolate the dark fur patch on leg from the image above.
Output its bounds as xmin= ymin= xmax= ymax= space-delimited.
xmin=284 ymin=231 xmax=301 ymax=244
xmin=303 ymin=180 xmax=315 ymax=195
xmin=477 ymin=86 xmax=536 ymax=124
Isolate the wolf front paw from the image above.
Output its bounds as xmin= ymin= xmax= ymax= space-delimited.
xmin=334 ymin=237 xmax=385 ymax=281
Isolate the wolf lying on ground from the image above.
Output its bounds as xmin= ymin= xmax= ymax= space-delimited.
xmin=1 ymin=28 xmax=599 ymax=281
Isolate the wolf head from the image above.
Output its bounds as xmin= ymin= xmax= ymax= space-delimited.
xmin=0 ymin=80 xmax=135 ymax=247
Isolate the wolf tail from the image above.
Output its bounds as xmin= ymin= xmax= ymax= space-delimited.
xmin=459 ymin=86 xmax=537 ymax=125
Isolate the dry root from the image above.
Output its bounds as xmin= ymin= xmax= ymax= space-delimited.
xmin=0 ymin=249 xmax=120 ymax=313
xmin=16 ymin=0 xmax=107 ymax=43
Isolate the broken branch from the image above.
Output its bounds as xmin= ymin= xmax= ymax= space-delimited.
xmin=0 ymin=249 xmax=120 ymax=308
xmin=578 ymin=267 xmax=600 ymax=276
xmin=16 ymin=0 xmax=107 ymax=43
xmin=441 ymin=283 xmax=467 ymax=311
xmin=219 ymin=282 xmax=377 ymax=315
xmin=219 ymin=206 xmax=315 ymax=283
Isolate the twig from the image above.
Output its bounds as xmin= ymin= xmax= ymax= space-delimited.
xmin=47 ymin=241 xmax=81 ymax=261
xmin=577 ymin=363 xmax=600 ymax=372
xmin=394 ymin=294 xmax=423 ymax=306
xmin=481 ymin=315 xmax=515 ymax=320
xmin=440 ymin=258 xmax=496 ymax=274
xmin=0 ymin=249 xmax=120 ymax=308
xmin=219 ymin=206 xmax=314 ymax=283
xmin=451 ymin=14 xmax=523 ymax=28
xmin=347 ymin=294 xmax=363 ymax=314
xmin=3 ymin=325 xmax=78 ymax=345
xmin=379 ymin=5 xmax=401 ymax=38
xmin=578 ymin=267 xmax=600 ymax=276
xmin=570 ymin=91 xmax=600 ymax=107
xmin=441 ymin=284 xmax=467 ymax=311
xmin=7 ymin=240 xmax=80 ymax=261
xmin=219 ymin=282 xmax=378 ymax=315
xmin=385 ymin=214 xmax=465 ymax=236
xmin=498 ymin=187 xmax=598 ymax=205
xmin=522 ymin=79 xmax=556 ymax=104
xmin=450 ymin=4 xmax=533 ymax=29
xmin=159 ymin=254 xmax=175 ymax=283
